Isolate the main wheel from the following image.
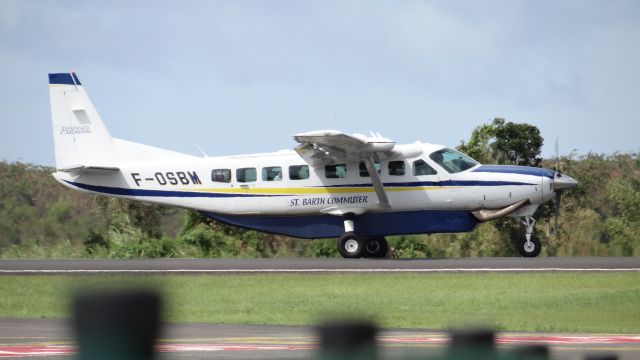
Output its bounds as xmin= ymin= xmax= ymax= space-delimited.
xmin=518 ymin=235 xmax=541 ymax=257
xmin=363 ymin=237 xmax=389 ymax=258
xmin=337 ymin=232 xmax=364 ymax=258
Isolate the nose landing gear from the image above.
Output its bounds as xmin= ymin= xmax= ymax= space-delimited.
xmin=518 ymin=216 xmax=541 ymax=257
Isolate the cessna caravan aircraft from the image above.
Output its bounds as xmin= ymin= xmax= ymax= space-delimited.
xmin=48 ymin=72 xmax=577 ymax=258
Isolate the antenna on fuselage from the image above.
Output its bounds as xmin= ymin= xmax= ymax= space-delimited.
xmin=195 ymin=144 xmax=208 ymax=158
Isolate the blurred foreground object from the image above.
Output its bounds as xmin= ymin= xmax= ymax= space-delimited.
xmin=317 ymin=320 xmax=378 ymax=360
xmin=73 ymin=290 xmax=160 ymax=360
xmin=445 ymin=328 xmax=551 ymax=360
xmin=446 ymin=328 xmax=497 ymax=360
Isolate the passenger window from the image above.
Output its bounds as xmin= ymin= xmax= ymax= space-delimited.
xmin=211 ymin=168 xmax=231 ymax=183
xmin=325 ymin=164 xmax=347 ymax=179
xmin=359 ymin=161 xmax=381 ymax=177
xmin=413 ymin=159 xmax=437 ymax=176
xmin=236 ymin=167 xmax=257 ymax=183
xmin=262 ymin=166 xmax=282 ymax=181
xmin=388 ymin=161 xmax=405 ymax=176
xmin=289 ymin=165 xmax=310 ymax=180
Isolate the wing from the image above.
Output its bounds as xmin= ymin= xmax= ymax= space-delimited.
xmin=293 ymin=130 xmax=396 ymax=166
xmin=293 ymin=130 xmax=396 ymax=208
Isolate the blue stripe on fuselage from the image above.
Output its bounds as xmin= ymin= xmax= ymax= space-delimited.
xmin=322 ymin=179 xmax=536 ymax=188
xmin=472 ymin=165 xmax=554 ymax=179
xmin=63 ymin=180 xmax=279 ymax=198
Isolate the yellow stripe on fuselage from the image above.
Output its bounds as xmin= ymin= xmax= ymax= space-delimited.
xmin=176 ymin=186 xmax=454 ymax=196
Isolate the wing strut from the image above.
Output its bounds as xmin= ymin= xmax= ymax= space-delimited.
xmin=364 ymin=156 xmax=390 ymax=208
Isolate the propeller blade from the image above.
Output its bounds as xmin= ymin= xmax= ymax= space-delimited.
xmin=554 ymin=191 xmax=561 ymax=232
xmin=555 ymin=137 xmax=560 ymax=175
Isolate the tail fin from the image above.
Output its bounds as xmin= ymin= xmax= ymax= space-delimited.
xmin=48 ymin=72 xmax=116 ymax=171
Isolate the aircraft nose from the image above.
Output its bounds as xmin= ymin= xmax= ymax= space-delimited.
xmin=554 ymin=173 xmax=577 ymax=190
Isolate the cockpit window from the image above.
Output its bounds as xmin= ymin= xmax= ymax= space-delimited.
xmin=429 ymin=148 xmax=478 ymax=173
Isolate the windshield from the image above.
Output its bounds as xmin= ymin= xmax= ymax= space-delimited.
xmin=429 ymin=148 xmax=478 ymax=173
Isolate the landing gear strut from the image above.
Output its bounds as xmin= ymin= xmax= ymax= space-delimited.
xmin=518 ymin=216 xmax=541 ymax=257
xmin=336 ymin=214 xmax=388 ymax=259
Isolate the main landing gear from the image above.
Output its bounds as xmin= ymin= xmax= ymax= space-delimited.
xmin=337 ymin=214 xmax=388 ymax=259
xmin=518 ymin=215 xmax=541 ymax=257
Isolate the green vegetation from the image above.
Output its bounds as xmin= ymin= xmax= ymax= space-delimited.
xmin=1 ymin=118 xmax=638 ymax=258
xmin=458 ymin=118 xmax=543 ymax=166
xmin=0 ymin=273 xmax=638 ymax=333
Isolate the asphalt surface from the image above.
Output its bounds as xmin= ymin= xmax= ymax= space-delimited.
xmin=1 ymin=319 xmax=639 ymax=360
xmin=1 ymin=257 xmax=639 ymax=273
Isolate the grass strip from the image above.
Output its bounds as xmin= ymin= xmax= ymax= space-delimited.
xmin=0 ymin=272 xmax=638 ymax=333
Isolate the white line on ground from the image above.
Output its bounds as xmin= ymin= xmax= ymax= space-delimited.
xmin=0 ymin=268 xmax=639 ymax=274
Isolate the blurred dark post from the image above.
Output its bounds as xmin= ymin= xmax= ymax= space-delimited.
xmin=446 ymin=328 xmax=497 ymax=360
xmin=73 ymin=290 xmax=161 ymax=360
xmin=316 ymin=320 xmax=378 ymax=360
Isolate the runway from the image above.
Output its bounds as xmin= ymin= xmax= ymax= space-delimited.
xmin=1 ymin=257 xmax=639 ymax=274
xmin=1 ymin=319 xmax=639 ymax=360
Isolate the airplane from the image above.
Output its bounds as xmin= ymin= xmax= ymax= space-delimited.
xmin=48 ymin=72 xmax=578 ymax=259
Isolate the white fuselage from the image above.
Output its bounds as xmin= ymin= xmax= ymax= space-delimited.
xmin=53 ymin=143 xmax=554 ymax=217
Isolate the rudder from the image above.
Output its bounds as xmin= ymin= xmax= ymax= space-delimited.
xmin=48 ymin=72 xmax=115 ymax=170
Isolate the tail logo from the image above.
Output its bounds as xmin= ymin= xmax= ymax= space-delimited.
xmin=60 ymin=126 xmax=92 ymax=135
xmin=59 ymin=109 xmax=93 ymax=135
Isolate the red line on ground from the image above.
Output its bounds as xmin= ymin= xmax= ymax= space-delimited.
xmin=496 ymin=335 xmax=640 ymax=344
xmin=1 ymin=335 xmax=638 ymax=357
xmin=381 ymin=335 xmax=640 ymax=345
xmin=156 ymin=344 xmax=314 ymax=352
xmin=0 ymin=345 xmax=74 ymax=357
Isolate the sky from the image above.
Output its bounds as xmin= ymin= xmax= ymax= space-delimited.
xmin=1 ymin=0 xmax=639 ymax=167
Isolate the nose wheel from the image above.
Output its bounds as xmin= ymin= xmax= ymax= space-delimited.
xmin=518 ymin=216 xmax=541 ymax=257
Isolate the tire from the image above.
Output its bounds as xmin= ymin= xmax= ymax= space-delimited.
xmin=363 ymin=237 xmax=389 ymax=258
xmin=337 ymin=232 xmax=364 ymax=258
xmin=518 ymin=235 xmax=541 ymax=257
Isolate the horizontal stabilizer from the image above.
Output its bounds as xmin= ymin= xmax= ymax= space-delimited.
xmin=57 ymin=165 xmax=120 ymax=174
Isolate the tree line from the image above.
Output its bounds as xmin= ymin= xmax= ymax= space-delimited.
xmin=1 ymin=119 xmax=638 ymax=258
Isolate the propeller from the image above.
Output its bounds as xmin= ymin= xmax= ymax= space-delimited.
xmin=554 ymin=137 xmax=560 ymax=233
xmin=551 ymin=137 xmax=578 ymax=233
